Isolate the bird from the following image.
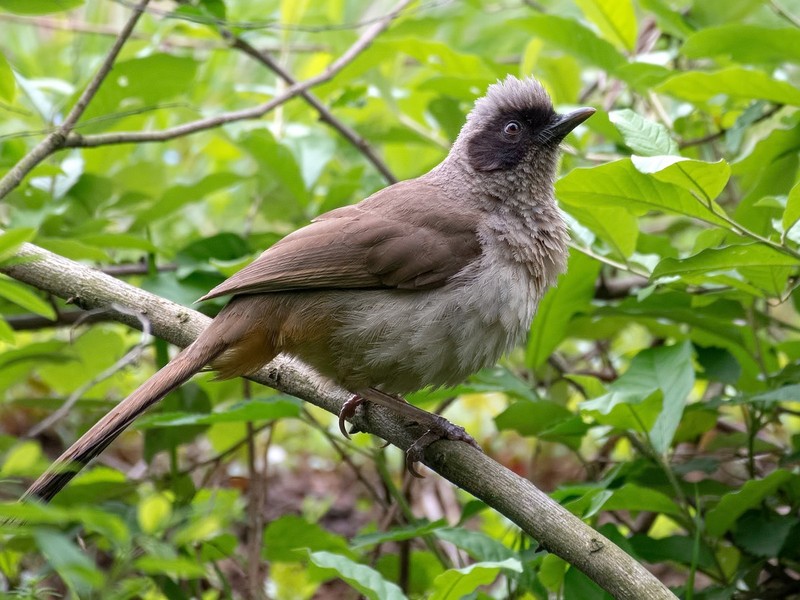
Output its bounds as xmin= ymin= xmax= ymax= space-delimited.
xmin=21 ymin=75 xmax=594 ymax=502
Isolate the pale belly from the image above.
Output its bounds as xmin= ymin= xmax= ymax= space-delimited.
xmin=291 ymin=259 xmax=539 ymax=394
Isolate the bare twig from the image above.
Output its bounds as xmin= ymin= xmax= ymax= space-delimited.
xmin=0 ymin=13 xmax=326 ymax=52
xmin=56 ymin=0 xmax=409 ymax=148
xmin=223 ymin=32 xmax=397 ymax=184
xmin=25 ymin=303 xmax=152 ymax=438
xmin=0 ymin=0 xmax=151 ymax=200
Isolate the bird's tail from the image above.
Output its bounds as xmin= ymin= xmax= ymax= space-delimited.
xmin=22 ymin=333 xmax=229 ymax=503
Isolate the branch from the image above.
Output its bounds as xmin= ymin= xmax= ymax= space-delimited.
xmin=61 ymin=0 xmax=412 ymax=150
xmin=0 ymin=0 xmax=151 ymax=200
xmin=222 ymin=32 xmax=397 ymax=184
xmin=0 ymin=241 xmax=677 ymax=600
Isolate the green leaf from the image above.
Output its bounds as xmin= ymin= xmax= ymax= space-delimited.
xmin=515 ymin=15 xmax=626 ymax=73
xmin=608 ymin=109 xmax=679 ymax=156
xmin=574 ymin=0 xmax=637 ymax=51
xmin=0 ymin=227 xmax=35 ymax=261
xmin=600 ymin=483 xmax=682 ymax=516
xmin=429 ymin=559 xmax=522 ymax=600
xmin=657 ymin=67 xmax=800 ymax=105
xmin=0 ymin=51 xmax=15 ymax=102
xmin=732 ymin=511 xmax=798 ymax=558
xmin=0 ymin=441 xmax=41 ymax=476
xmin=556 ymin=159 xmax=731 ymax=229
xmin=706 ymin=469 xmax=794 ymax=536
xmin=263 ymin=515 xmax=353 ymax=562
xmin=565 ymin=205 xmax=640 ymax=257
xmin=352 ymin=520 xmax=447 ymax=548
xmin=653 ymin=244 xmax=798 ymax=278
xmin=308 ymin=551 xmax=407 ymax=600
xmin=527 ymin=252 xmax=600 ymax=368
xmin=434 ymin=528 xmax=518 ymax=562
xmin=240 ymin=130 xmax=309 ymax=208
xmin=134 ymin=556 xmax=206 ymax=578
xmin=137 ymin=492 xmax=173 ymax=534
xmin=136 ymin=397 xmax=301 ymax=427
xmin=0 ymin=277 xmax=56 ymax=319
xmin=34 ymin=529 xmax=103 ymax=595
xmin=631 ymin=156 xmax=730 ymax=202
xmin=782 ymin=181 xmax=800 ymax=232
xmin=581 ymin=342 xmax=694 ymax=453
xmin=0 ymin=0 xmax=83 ymax=14
xmin=682 ymin=25 xmax=800 ymax=65
xmin=495 ymin=400 xmax=574 ymax=436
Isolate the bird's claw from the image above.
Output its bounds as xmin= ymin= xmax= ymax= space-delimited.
xmin=338 ymin=395 xmax=364 ymax=439
xmin=404 ymin=415 xmax=482 ymax=477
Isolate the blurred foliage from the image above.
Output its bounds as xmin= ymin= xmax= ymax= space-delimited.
xmin=1 ymin=0 xmax=800 ymax=598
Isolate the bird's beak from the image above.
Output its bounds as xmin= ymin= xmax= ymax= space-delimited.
xmin=547 ymin=107 xmax=596 ymax=142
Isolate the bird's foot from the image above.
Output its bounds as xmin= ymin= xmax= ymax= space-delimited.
xmin=405 ymin=414 xmax=482 ymax=478
xmin=338 ymin=394 xmax=364 ymax=439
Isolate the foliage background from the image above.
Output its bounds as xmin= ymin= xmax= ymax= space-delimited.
xmin=1 ymin=0 xmax=800 ymax=598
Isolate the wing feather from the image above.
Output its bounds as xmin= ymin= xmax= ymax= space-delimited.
xmin=199 ymin=178 xmax=482 ymax=301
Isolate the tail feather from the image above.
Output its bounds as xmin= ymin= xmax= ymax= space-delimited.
xmin=22 ymin=334 xmax=228 ymax=503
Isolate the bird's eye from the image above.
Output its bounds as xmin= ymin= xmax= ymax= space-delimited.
xmin=503 ymin=120 xmax=522 ymax=136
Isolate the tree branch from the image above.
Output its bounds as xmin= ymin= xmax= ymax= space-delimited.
xmin=0 ymin=240 xmax=677 ymax=600
xmin=60 ymin=0 xmax=411 ymax=152
xmin=222 ymin=31 xmax=397 ymax=184
xmin=0 ymin=0 xmax=151 ymax=200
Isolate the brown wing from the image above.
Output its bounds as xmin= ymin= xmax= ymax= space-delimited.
xmin=199 ymin=178 xmax=483 ymax=301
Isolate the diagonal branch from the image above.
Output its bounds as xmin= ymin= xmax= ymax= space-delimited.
xmin=0 ymin=0 xmax=151 ymax=200
xmin=61 ymin=0 xmax=412 ymax=154
xmin=222 ymin=31 xmax=397 ymax=184
xmin=0 ymin=239 xmax=677 ymax=600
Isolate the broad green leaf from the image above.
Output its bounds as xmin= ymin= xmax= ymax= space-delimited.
xmin=706 ymin=470 xmax=794 ymax=536
xmin=682 ymin=25 xmax=800 ymax=65
xmin=609 ymin=109 xmax=678 ymax=156
xmin=782 ymin=181 xmax=800 ymax=232
xmin=600 ymin=483 xmax=682 ymax=516
xmin=240 ymin=130 xmax=309 ymax=208
xmin=0 ymin=51 xmax=14 ymax=101
xmin=557 ymin=159 xmax=730 ymax=228
xmin=0 ymin=227 xmax=35 ymax=261
xmin=263 ymin=515 xmax=353 ymax=562
xmin=495 ymin=400 xmax=574 ymax=436
xmin=527 ymin=252 xmax=601 ymax=368
xmin=434 ymin=528 xmax=518 ymax=562
xmin=564 ymin=205 xmax=640 ymax=257
xmin=352 ymin=520 xmax=447 ymax=548
xmin=136 ymin=398 xmax=301 ymax=427
xmin=430 ymin=559 xmax=522 ymax=600
xmin=631 ymin=156 xmax=730 ymax=202
xmin=574 ymin=0 xmax=637 ymax=51
xmin=581 ymin=341 xmax=694 ymax=453
xmin=749 ymin=384 xmax=800 ymax=404
xmin=515 ymin=15 xmax=626 ymax=73
xmin=657 ymin=67 xmax=800 ymax=105
xmin=308 ymin=551 xmax=407 ymax=600
xmin=653 ymin=244 xmax=798 ymax=278
xmin=629 ymin=534 xmax=717 ymax=570
xmin=732 ymin=511 xmax=798 ymax=558
xmin=0 ymin=0 xmax=83 ymax=14
xmin=0 ymin=277 xmax=56 ymax=319
xmin=638 ymin=0 xmax=693 ymax=38
xmin=0 ymin=441 xmax=41 ymax=476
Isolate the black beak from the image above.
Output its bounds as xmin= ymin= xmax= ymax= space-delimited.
xmin=547 ymin=107 xmax=596 ymax=142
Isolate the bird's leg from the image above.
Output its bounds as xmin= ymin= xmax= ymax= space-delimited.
xmin=341 ymin=388 xmax=482 ymax=477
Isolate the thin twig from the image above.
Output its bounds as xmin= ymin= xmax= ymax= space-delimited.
xmin=61 ymin=0 xmax=412 ymax=149
xmin=0 ymin=0 xmax=151 ymax=200
xmin=25 ymin=303 xmax=152 ymax=438
xmin=222 ymin=32 xmax=397 ymax=184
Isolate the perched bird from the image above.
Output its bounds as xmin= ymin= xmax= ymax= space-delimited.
xmin=22 ymin=75 xmax=594 ymax=502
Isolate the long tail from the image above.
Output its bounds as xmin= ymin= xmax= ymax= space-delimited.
xmin=22 ymin=333 xmax=229 ymax=503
